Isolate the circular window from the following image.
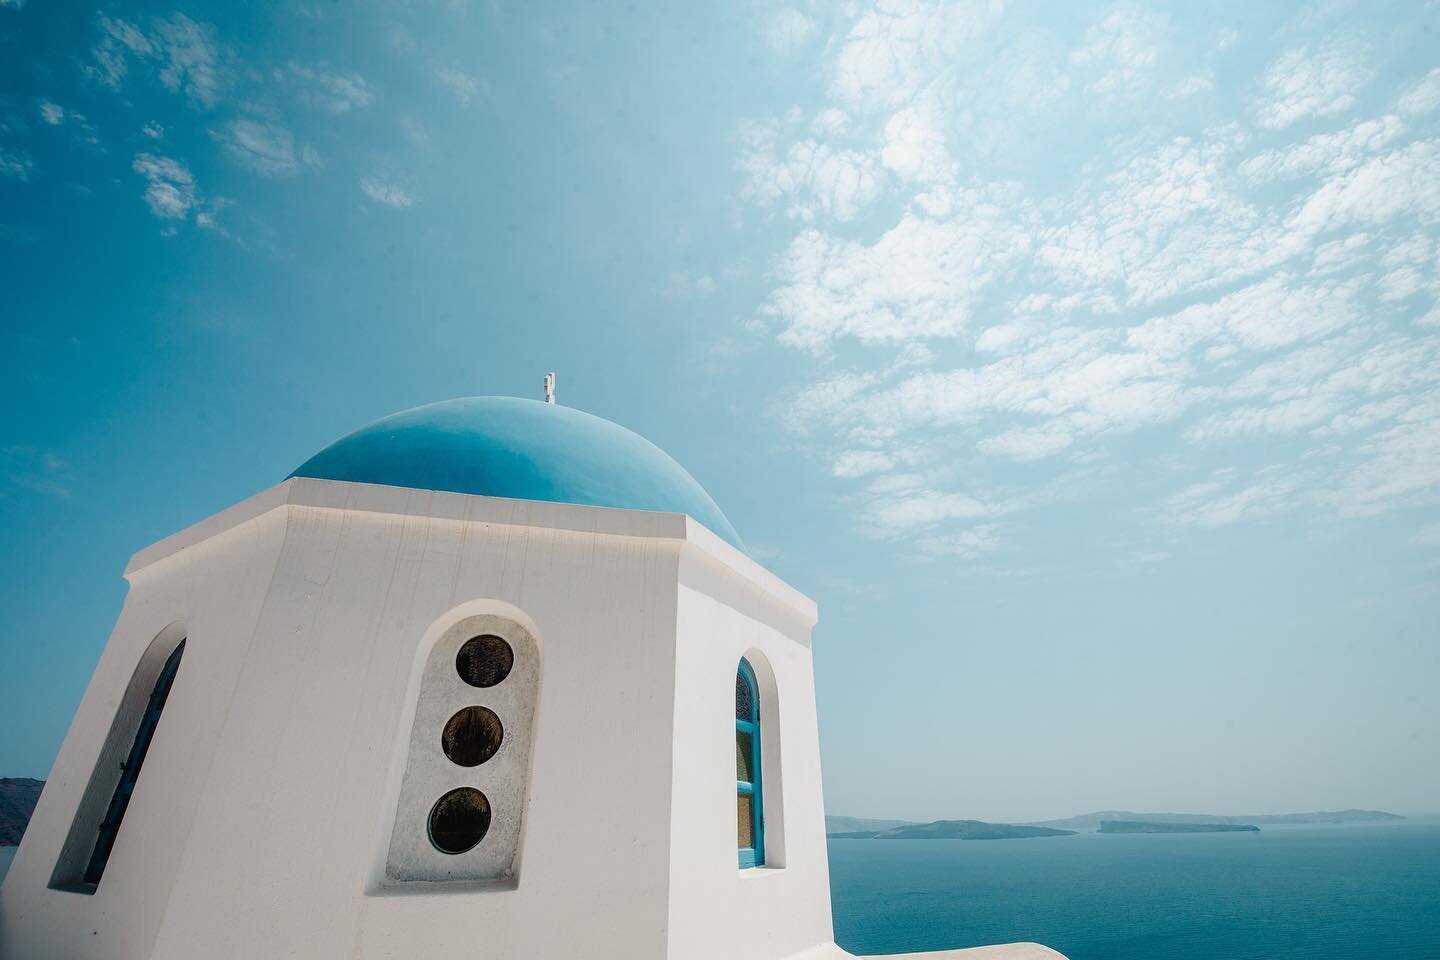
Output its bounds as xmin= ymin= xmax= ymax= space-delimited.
xmin=456 ymin=634 xmax=514 ymax=688
xmin=428 ymin=787 xmax=491 ymax=854
xmin=442 ymin=706 xmax=504 ymax=767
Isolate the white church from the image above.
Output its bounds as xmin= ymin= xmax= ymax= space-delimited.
xmin=0 ymin=388 xmax=1064 ymax=960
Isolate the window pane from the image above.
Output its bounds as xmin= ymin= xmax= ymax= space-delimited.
xmin=442 ymin=706 xmax=504 ymax=767
xmin=737 ymin=793 xmax=754 ymax=849
xmin=456 ymin=634 xmax=514 ymax=688
xmin=84 ymin=639 xmax=186 ymax=886
xmin=429 ymin=787 xmax=491 ymax=854
xmin=735 ymin=730 xmax=753 ymax=783
xmin=735 ymin=670 xmax=753 ymax=721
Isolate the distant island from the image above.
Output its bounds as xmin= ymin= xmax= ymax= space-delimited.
xmin=1099 ymin=820 xmax=1259 ymax=834
xmin=829 ymin=818 xmax=1076 ymax=841
xmin=0 ymin=778 xmax=44 ymax=846
xmin=823 ymin=815 xmax=914 ymax=834
xmin=1029 ymin=809 xmax=1404 ymax=831
xmin=825 ymin=808 xmax=1405 ymax=842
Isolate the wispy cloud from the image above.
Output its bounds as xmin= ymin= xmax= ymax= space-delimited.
xmin=0 ymin=146 xmax=34 ymax=182
xmin=739 ymin=117 xmax=883 ymax=223
xmin=359 ymin=176 xmax=416 ymax=208
xmin=0 ymin=446 xmax=74 ymax=499
xmin=1069 ymin=8 xmax=1166 ymax=96
xmin=764 ymin=9 xmax=815 ymax=55
xmin=1397 ymin=68 xmax=1440 ymax=118
xmin=289 ymin=62 xmax=373 ymax=114
xmin=131 ymin=152 xmax=226 ymax=230
xmin=1254 ymin=42 xmax=1370 ymax=129
xmin=89 ymin=13 xmax=230 ymax=109
xmin=133 ymin=152 xmax=197 ymax=219
xmin=213 ymin=118 xmax=303 ymax=177
xmin=433 ymin=64 xmax=482 ymax=106
xmin=739 ymin=3 xmax=1440 ymax=561
xmin=1162 ymin=469 xmax=1304 ymax=528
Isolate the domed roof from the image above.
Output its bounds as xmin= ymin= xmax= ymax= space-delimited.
xmin=289 ymin=397 xmax=743 ymax=550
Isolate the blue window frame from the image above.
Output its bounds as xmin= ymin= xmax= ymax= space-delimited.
xmin=83 ymin=639 xmax=185 ymax=886
xmin=735 ymin=658 xmax=764 ymax=868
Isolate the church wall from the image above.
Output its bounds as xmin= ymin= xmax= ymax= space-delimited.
xmin=1 ymin=479 xmax=833 ymax=960
xmin=666 ymin=544 xmax=832 ymax=960
xmin=0 ymin=504 xmax=291 ymax=960
xmin=138 ymin=490 xmax=685 ymax=960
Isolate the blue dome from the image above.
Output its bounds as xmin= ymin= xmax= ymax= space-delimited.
xmin=289 ymin=397 xmax=743 ymax=550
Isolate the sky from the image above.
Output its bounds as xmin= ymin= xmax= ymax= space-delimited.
xmin=1 ymin=0 xmax=1438 ymax=824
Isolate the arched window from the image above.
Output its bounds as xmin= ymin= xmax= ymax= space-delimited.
xmin=84 ymin=638 xmax=186 ymax=885
xmin=735 ymin=658 xmax=764 ymax=868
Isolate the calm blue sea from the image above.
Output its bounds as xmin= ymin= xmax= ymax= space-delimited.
xmin=830 ymin=823 xmax=1440 ymax=960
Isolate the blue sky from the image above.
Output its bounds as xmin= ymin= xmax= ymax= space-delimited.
xmin=2 ymin=0 xmax=1437 ymax=822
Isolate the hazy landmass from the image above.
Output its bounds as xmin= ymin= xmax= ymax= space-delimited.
xmin=1099 ymin=820 xmax=1260 ymax=834
xmin=1030 ymin=809 xmax=1403 ymax=831
xmin=829 ymin=819 xmax=1076 ymax=840
xmin=824 ymin=815 xmax=914 ymax=834
xmin=0 ymin=779 xmax=44 ymax=846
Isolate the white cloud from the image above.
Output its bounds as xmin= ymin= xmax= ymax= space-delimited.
xmin=1129 ymin=274 xmax=1361 ymax=357
xmin=1254 ymin=42 xmax=1370 ymax=129
xmin=860 ymin=481 xmax=997 ymax=537
xmin=740 ymin=5 xmax=1440 ymax=557
xmin=834 ymin=450 xmax=895 ymax=478
xmin=1069 ymin=8 xmax=1166 ymax=95
xmin=89 ymin=16 xmax=152 ymax=88
xmin=152 ymin=14 xmax=227 ymax=108
xmin=764 ymin=188 xmax=1031 ymax=349
xmin=213 ymin=118 xmax=301 ymax=177
xmin=0 ymin=446 xmax=73 ymax=498
xmin=1329 ymin=396 xmax=1440 ymax=517
xmin=978 ymin=423 xmax=1074 ymax=461
xmin=0 ymin=147 xmax=34 ymax=182
xmin=90 ymin=13 xmax=229 ymax=109
xmin=290 ymin=62 xmax=373 ymax=113
xmin=662 ymin=271 xmax=716 ymax=299
xmin=434 ymin=64 xmax=482 ymax=106
xmin=1239 ymin=115 xmax=1405 ymax=182
xmin=916 ymin=524 xmax=1002 ymax=559
xmin=34 ymin=100 xmax=102 ymax=150
xmin=1289 ymin=139 xmax=1440 ymax=236
xmin=1396 ymin=67 xmax=1440 ymax=117
xmin=1163 ymin=469 xmax=1304 ymax=527
xmin=1169 ymin=71 xmax=1215 ymax=99
xmin=359 ymin=177 xmax=417 ymax=208
xmin=740 ymin=122 xmax=884 ymax=222
xmin=764 ymin=9 xmax=815 ymax=55
xmin=830 ymin=0 xmax=1003 ymax=110
xmin=1039 ymin=136 xmax=1293 ymax=307
xmin=881 ymin=97 xmax=952 ymax=184
xmin=811 ymin=108 xmax=852 ymax=137
xmin=132 ymin=152 xmax=197 ymax=219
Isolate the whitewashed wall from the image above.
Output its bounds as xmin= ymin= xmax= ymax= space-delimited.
xmin=0 ymin=479 xmax=829 ymax=960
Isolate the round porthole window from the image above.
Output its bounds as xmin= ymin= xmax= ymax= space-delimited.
xmin=428 ymin=787 xmax=491 ymax=854
xmin=442 ymin=706 xmax=504 ymax=767
xmin=456 ymin=634 xmax=514 ymax=688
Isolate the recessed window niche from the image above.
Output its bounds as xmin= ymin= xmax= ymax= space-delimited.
xmin=383 ymin=612 xmax=539 ymax=885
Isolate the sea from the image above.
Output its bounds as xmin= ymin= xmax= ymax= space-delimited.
xmin=2 ymin=824 xmax=1437 ymax=959
xmin=830 ymin=822 xmax=1440 ymax=960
